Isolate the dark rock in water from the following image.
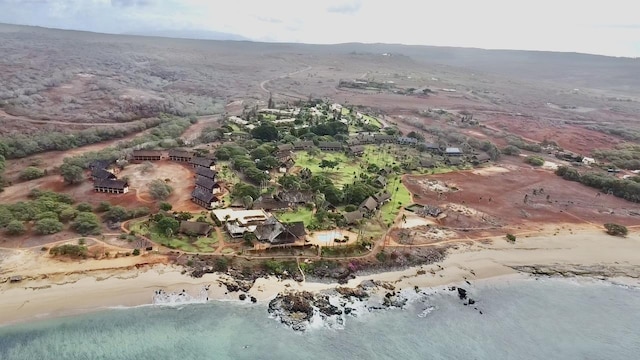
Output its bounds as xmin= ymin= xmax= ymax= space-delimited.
xmin=465 ymin=280 xmax=471 ymax=285
xmin=457 ymin=288 xmax=467 ymax=300
xmin=344 ymin=307 xmax=353 ymax=315
xmin=468 ymin=298 xmax=475 ymax=305
xmin=449 ymin=286 xmax=457 ymax=292
xmin=239 ymin=294 xmax=247 ymax=301
xmin=336 ymin=286 xmax=369 ymax=300
xmin=250 ymin=296 xmax=257 ymax=303
xmin=479 ymin=311 xmax=483 ymax=315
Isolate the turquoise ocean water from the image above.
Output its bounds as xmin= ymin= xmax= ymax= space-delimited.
xmin=1 ymin=278 xmax=639 ymax=360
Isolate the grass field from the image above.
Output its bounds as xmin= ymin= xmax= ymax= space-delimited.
xmin=380 ymin=176 xmax=412 ymax=224
xmin=276 ymin=208 xmax=315 ymax=226
xmin=361 ymin=114 xmax=382 ymax=128
xmin=129 ymin=219 xmax=218 ymax=253
xmin=294 ymin=151 xmax=361 ymax=187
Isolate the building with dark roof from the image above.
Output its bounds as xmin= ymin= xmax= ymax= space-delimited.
xmin=195 ymin=176 xmax=216 ymax=193
xmin=252 ymin=196 xmax=288 ymax=211
xmin=91 ymin=168 xmax=116 ymax=181
xmin=88 ymin=160 xmax=111 ymax=172
xmin=191 ymin=188 xmax=220 ymax=209
xmin=191 ymin=156 xmax=216 ymax=170
xmin=397 ymin=136 xmax=418 ymax=145
xmin=277 ymin=143 xmax=294 ymax=152
xmin=131 ymin=150 xmax=164 ymax=161
xmin=169 ymin=149 xmax=193 ymax=162
xmin=349 ymin=145 xmax=366 ymax=156
xmin=254 ymin=217 xmax=306 ymax=244
xmin=447 ymin=157 xmax=464 ymax=166
xmin=196 ymin=167 xmax=217 ymax=180
xmin=94 ymin=179 xmax=129 ymax=194
xmin=471 ymin=152 xmax=492 ymax=164
xmin=374 ymin=175 xmax=388 ymax=188
xmin=179 ymin=221 xmax=213 ymax=237
xmin=343 ymin=210 xmax=364 ymax=224
xmin=373 ymin=191 xmax=391 ymax=205
xmin=276 ymin=191 xmax=314 ymax=206
xmin=445 ymin=147 xmax=463 ymax=156
xmin=318 ymin=141 xmax=343 ymax=152
xmin=359 ymin=197 xmax=378 ymax=214
xmin=374 ymin=134 xmax=395 ymax=143
xmin=293 ymin=141 xmax=314 ymax=151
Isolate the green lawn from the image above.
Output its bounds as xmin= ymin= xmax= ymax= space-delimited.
xmin=129 ymin=219 xmax=218 ymax=253
xmin=362 ymin=146 xmax=397 ymax=168
xmin=216 ymin=162 xmax=240 ymax=184
xmin=380 ymin=176 xmax=412 ymax=225
xmin=361 ymin=114 xmax=382 ymax=128
xmin=276 ymin=208 xmax=315 ymax=226
xmin=294 ymin=151 xmax=362 ymax=187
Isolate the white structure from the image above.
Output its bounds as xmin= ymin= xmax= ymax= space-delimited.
xmin=582 ymin=157 xmax=596 ymax=165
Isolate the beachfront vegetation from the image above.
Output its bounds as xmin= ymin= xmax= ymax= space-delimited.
xmin=604 ymin=223 xmax=628 ymax=237
xmin=49 ymin=244 xmax=88 ymax=259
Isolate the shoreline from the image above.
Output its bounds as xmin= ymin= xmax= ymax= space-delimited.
xmin=1 ymin=229 xmax=639 ymax=327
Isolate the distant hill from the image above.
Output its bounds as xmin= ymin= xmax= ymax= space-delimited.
xmin=122 ymin=29 xmax=249 ymax=42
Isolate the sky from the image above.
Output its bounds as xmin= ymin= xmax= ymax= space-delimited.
xmin=0 ymin=0 xmax=639 ymax=57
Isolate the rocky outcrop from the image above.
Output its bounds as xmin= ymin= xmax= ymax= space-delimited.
xmin=510 ymin=264 xmax=640 ymax=279
xmin=217 ymin=277 xmax=253 ymax=293
xmin=268 ymin=291 xmax=342 ymax=331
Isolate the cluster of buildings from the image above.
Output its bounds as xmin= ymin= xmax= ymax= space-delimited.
xmin=343 ymin=191 xmax=392 ymax=225
xmin=211 ymin=208 xmax=306 ymax=245
xmin=130 ymin=149 xmax=222 ymax=210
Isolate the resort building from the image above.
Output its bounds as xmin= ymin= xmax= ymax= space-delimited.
xmin=94 ymin=179 xmax=129 ymax=194
xmin=191 ymin=188 xmax=220 ymax=210
xmin=169 ymin=149 xmax=193 ymax=162
xmin=131 ymin=150 xmax=164 ymax=161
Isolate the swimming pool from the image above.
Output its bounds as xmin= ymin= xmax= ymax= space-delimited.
xmin=316 ymin=232 xmax=343 ymax=243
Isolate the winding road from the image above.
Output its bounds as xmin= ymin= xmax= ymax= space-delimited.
xmin=260 ymin=65 xmax=313 ymax=95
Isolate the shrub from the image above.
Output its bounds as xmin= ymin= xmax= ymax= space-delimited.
xmin=19 ymin=166 xmax=45 ymax=180
xmin=604 ymin=223 xmax=628 ymax=237
xmin=506 ymin=233 xmax=516 ymax=242
xmin=159 ymin=202 xmax=173 ymax=211
xmin=524 ymin=156 xmax=545 ymax=166
xmin=5 ymin=220 xmax=26 ymax=236
xmin=132 ymin=248 xmax=140 ymax=256
xmin=49 ymin=244 xmax=88 ymax=258
xmin=34 ymin=218 xmax=64 ymax=235
xmin=76 ymin=202 xmax=93 ymax=212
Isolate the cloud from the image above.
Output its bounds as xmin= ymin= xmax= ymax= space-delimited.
xmin=111 ymin=0 xmax=152 ymax=7
xmin=326 ymin=0 xmax=361 ymax=15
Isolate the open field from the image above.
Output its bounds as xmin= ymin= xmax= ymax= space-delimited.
xmin=276 ymin=208 xmax=314 ymax=227
xmin=293 ymin=151 xmax=360 ymax=187
xmin=120 ymin=161 xmax=199 ymax=212
xmin=402 ymin=163 xmax=640 ymax=240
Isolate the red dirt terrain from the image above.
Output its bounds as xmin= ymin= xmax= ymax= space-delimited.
xmin=403 ymin=163 xmax=639 ymax=238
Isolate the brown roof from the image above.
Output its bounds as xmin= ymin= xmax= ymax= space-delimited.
xmin=359 ymin=197 xmax=378 ymax=212
xmin=343 ymin=210 xmax=364 ymax=224
xmin=253 ymin=196 xmax=288 ymax=211
xmin=277 ymin=144 xmax=294 ymax=151
xmin=179 ymin=221 xmax=212 ymax=236
xmin=373 ymin=191 xmax=391 ymax=204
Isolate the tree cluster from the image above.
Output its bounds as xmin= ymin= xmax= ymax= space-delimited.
xmin=556 ymin=166 xmax=640 ymax=202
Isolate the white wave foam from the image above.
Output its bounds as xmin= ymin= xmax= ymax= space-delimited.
xmin=152 ymin=286 xmax=210 ymax=306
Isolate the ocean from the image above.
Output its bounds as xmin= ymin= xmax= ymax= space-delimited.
xmin=1 ymin=277 xmax=639 ymax=360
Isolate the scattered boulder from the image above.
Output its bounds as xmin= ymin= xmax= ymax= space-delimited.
xmin=239 ymin=293 xmax=247 ymax=301
xmin=457 ymin=287 xmax=467 ymax=300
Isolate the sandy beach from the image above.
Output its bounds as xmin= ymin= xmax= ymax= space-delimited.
xmin=1 ymin=229 xmax=639 ymax=326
